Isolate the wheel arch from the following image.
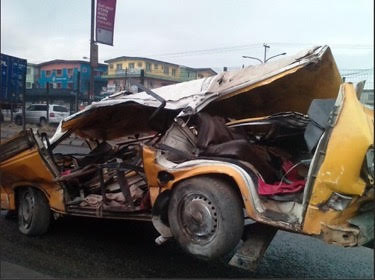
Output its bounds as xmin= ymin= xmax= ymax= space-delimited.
xmin=152 ymin=173 xmax=246 ymax=231
xmin=171 ymin=173 xmax=245 ymax=208
xmin=163 ymin=163 xmax=261 ymax=219
xmin=12 ymin=183 xmax=51 ymax=210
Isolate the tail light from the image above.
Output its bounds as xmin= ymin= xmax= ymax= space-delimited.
xmin=325 ymin=192 xmax=353 ymax=211
xmin=50 ymin=112 xmax=55 ymax=117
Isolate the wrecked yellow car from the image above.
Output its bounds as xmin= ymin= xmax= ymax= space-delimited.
xmin=0 ymin=46 xmax=373 ymax=270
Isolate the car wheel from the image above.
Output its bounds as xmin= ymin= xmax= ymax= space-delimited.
xmin=39 ymin=117 xmax=47 ymax=127
xmin=168 ymin=176 xmax=244 ymax=260
xmin=18 ymin=187 xmax=51 ymax=236
xmin=15 ymin=116 xmax=23 ymax=126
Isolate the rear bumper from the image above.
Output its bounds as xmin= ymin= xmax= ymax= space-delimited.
xmin=321 ymin=211 xmax=374 ymax=247
xmin=48 ymin=118 xmax=64 ymax=124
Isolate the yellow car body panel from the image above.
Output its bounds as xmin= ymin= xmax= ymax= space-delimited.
xmin=143 ymin=146 xmax=258 ymax=219
xmin=0 ymin=46 xmax=372 ymax=251
xmin=303 ymin=83 xmax=374 ymax=234
xmin=0 ymin=146 xmax=65 ymax=212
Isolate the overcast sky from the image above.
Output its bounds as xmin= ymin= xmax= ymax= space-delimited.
xmin=1 ymin=0 xmax=373 ymax=70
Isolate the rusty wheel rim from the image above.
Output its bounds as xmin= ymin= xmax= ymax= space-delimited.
xmin=178 ymin=194 xmax=218 ymax=244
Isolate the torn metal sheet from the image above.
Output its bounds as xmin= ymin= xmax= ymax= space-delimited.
xmin=50 ymin=45 xmax=341 ymax=143
xmin=229 ymin=222 xmax=277 ymax=271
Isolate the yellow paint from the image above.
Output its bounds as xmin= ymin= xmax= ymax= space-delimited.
xmin=0 ymin=147 xmax=65 ymax=212
xmin=303 ymin=83 xmax=374 ymax=234
xmin=142 ymin=146 xmax=258 ymax=219
xmin=207 ymin=48 xmax=341 ymax=119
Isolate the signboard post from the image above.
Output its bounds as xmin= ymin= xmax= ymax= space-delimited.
xmin=96 ymin=0 xmax=117 ymax=46
xmin=91 ymin=43 xmax=98 ymax=68
xmin=89 ymin=0 xmax=116 ymax=100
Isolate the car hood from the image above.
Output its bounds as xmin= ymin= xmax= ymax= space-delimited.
xmin=50 ymin=45 xmax=341 ymax=143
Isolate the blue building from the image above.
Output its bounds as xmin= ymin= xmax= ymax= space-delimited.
xmin=37 ymin=60 xmax=107 ymax=96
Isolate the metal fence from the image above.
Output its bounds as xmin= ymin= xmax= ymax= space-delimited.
xmin=340 ymin=68 xmax=374 ymax=90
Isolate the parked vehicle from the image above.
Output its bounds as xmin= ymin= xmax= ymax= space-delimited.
xmin=0 ymin=46 xmax=373 ymax=271
xmin=14 ymin=104 xmax=70 ymax=126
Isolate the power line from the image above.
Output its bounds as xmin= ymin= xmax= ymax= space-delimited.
xmin=270 ymin=42 xmax=373 ymax=49
xmin=147 ymin=43 xmax=260 ymax=58
xmin=145 ymin=42 xmax=373 ymax=59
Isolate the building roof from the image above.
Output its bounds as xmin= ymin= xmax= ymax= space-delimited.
xmin=104 ymin=56 xmax=181 ymax=67
xmin=37 ymin=59 xmax=107 ymax=68
xmin=194 ymin=68 xmax=217 ymax=75
xmin=1 ymin=53 xmax=27 ymax=61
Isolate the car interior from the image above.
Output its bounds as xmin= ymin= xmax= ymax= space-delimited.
xmin=48 ymin=96 xmax=334 ymax=227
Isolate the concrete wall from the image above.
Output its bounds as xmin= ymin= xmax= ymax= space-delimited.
xmin=26 ymin=64 xmax=39 ymax=89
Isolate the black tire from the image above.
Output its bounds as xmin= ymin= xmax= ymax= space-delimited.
xmin=168 ymin=176 xmax=244 ymax=260
xmin=17 ymin=187 xmax=51 ymax=236
xmin=15 ymin=116 xmax=23 ymax=126
xmin=39 ymin=117 xmax=47 ymax=127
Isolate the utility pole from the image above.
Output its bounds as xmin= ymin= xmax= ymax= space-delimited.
xmin=263 ymin=43 xmax=270 ymax=63
xmin=243 ymin=43 xmax=286 ymax=64
xmin=89 ymin=0 xmax=96 ymax=102
xmin=22 ymin=67 xmax=26 ymax=132
xmin=0 ymin=104 xmax=2 ymax=144
xmin=76 ymin=71 xmax=81 ymax=112
xmin=46 ymin=83 xmax=50 ymax=123
xmin=22 ymin=93 xmax=26 ymax=132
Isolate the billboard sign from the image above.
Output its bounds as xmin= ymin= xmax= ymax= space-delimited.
xmin=96 ymin=0 xmax=116 ymax=46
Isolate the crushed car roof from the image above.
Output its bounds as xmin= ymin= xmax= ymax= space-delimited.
xmin=50 ymin=45 xmax=341 ymax=143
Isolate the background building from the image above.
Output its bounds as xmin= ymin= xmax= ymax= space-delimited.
xmin=37 ymin=60 xmax=108 ymax=96
xmin=103 ymin=56 xmax=216 ymax=93
xmin=195 ymin=68 xmax=217 ymax=79
xmin=26 ymin=63 xmax=39 ymax=89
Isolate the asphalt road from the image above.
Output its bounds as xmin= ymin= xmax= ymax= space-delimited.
xmin=0 ymin=213 xmax=373 ymax=279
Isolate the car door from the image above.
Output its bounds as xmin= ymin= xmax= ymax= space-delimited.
xmin=25 ymin=105 xmax=36 ymax=123
xmin=0 ymin=130 xmax=66 ymax=212
xmin=37 ymin=105 xmax=48 ymax=123
xmin=302 ymin=83 xmax=374 ymax=238
xmin=52 ymin=105 xmax=69 ymax=122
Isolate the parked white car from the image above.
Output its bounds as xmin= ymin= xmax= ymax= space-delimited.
xmin=14 ymin=104 xmax=70 ymax=126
